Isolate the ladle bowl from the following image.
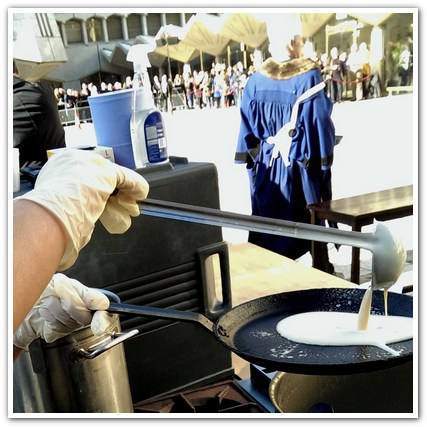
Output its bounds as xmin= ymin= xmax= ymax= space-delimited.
xmin=370 ymin=221 xmax=407 ymax=290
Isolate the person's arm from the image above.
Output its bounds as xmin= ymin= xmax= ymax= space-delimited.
xmin=13 ymin=200 xmax=68 ymax=359
xmin=13 ymin=150 xmax=149 ymax=360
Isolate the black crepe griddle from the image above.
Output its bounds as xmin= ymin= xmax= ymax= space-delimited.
xmin=214 ymin=288 xmax=413 ymax=375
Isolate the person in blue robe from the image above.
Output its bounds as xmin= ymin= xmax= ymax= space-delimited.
xmin=234 ymin=14 xmax=337 ymax=273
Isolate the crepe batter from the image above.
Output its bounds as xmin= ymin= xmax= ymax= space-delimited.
xmin=276 ymin=287 xmax=412 ymax=356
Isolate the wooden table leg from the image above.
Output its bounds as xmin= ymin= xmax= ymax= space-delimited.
xmin=350 ymin=248 xmax=360 ymax=284
xmin=350 ymin=223 xmax=362 ymax=284
xmin=310 ymin=211 xmax=320 ymax=269
xmin=310 ymin=210 xmax=333 ymax=273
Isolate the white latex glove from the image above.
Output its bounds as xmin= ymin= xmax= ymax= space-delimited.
xmin=266 ymin=122 xmax=293 ymax=167
xmin=16 ymin=149 xmax=149 ymax=270
xmin=13 ymin=273 xmax=114 ymax=349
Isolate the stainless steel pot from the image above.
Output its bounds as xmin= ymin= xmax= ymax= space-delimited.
xmin=269 ymin=361 xmax=413 ymax=413
xmin=13 ymin=314 xmax=137 ymax=413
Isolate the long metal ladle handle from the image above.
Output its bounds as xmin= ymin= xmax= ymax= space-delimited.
xmin=139 ymin=198 xmax=376 ymax=251
xmin=138 ymin=199 xmax=407 ymax=290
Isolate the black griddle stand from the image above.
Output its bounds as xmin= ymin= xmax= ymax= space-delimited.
xmin=238 ymin=364 xmax=277 ymax=413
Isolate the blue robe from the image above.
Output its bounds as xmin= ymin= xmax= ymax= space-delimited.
xmin=235 ymin=58 xmax=336 ymax=260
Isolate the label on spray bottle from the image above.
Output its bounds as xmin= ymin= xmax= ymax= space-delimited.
xmin=144 ymin=110 xmax=168 ymax=163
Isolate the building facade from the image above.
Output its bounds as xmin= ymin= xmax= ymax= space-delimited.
xmin=12 ymin=11 xmax=414 ymax=91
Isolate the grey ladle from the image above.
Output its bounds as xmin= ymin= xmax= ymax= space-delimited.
xmin=139 ymin=199 xmax=408 ymax=332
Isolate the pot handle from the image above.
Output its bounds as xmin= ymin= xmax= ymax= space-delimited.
xmin=77 ymin=329 xmax=139 ymax=359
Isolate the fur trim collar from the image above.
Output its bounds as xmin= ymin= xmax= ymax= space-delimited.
xmin=258 ymin=57 xmax=319 ymax=80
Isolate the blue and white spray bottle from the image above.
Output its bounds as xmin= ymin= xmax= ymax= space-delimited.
xmin=127 ymin=44 xmax=168 ymax=168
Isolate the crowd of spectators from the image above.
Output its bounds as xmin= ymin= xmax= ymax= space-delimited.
xmin=316 ymin=41 xmax=413 ymax=103
xmin=165 ymin=61 xmax=254 ymax=111
xmin=316 ymin=42 xmax=380 ymax=103
xmin=52 ymin=41 xmax=413 ymax=115
xmin=51 ymin=60 xmax=254 ymax=114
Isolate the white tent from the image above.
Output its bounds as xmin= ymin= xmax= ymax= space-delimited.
xmin=181 ymin=14 xmax=230 ymax=57
xmin=152 ymin=24 xmax=199 ymax=64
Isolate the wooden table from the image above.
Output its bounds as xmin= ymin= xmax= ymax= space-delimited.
xmin=308 ymin=185 xmax=413 ymax=284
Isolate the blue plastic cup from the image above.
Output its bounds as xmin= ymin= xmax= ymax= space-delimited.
xmin=88 ymin=89 xmax=135 ymax=169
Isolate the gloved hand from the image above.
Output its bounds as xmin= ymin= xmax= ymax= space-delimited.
xmin=16 ymin=149 xmax=149 ymax=270
xmin=13 ymin=273 xmax=114 ymax=349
